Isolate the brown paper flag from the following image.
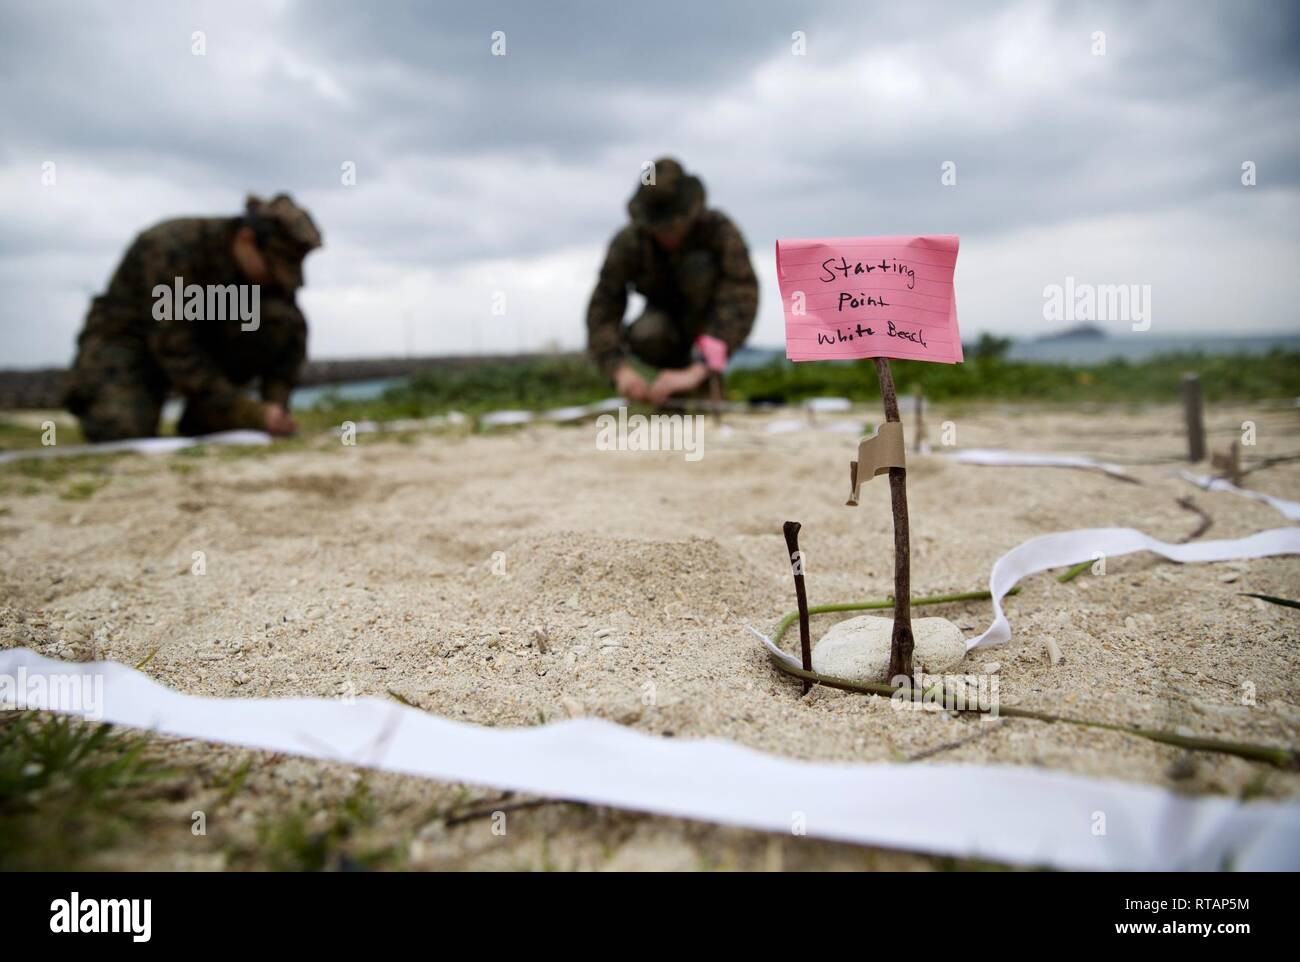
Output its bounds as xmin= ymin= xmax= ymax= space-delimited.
xmin=846 ymin=421 xmax=906 ymax=506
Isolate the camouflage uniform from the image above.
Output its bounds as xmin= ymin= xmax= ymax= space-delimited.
xmin=586 ymin=159 xmax=758 ymax=378
xmin=64 ymin=195 xmax=321 ymax=442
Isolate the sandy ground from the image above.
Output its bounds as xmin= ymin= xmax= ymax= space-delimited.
xmin=1 ymin=399 xmax=1298 ymax=870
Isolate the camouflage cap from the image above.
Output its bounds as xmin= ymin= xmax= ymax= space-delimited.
xmin=627 ymin=157 xmax=706 ymax=232
xmin=245 ymin=193 xmax=323 ymax=291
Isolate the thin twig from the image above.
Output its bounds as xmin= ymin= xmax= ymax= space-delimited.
xmin=906 ymin=720 xmax=1003 ymax=762
xmin=708 ymin=373 xmax=724 ymax=426
xmin=872 ymin=358 xmax=913 ymax=679
xmin=766 ymin=654 xmax=1297 ymax=769
xmin=1241 ymin=453 xmax=1300 ymax=476
xmin=444 ymin=796 xmax=582 ymax=827
xmin=765 ymin=593 xmax=1294 ymax=768
xmin=782 ymin=521 xmax=813 ymax=693
xmin=1239 ymin=593 xmax=1300 ymax=610
xmin=1175 ymin=495 xmax=1213 ymax=542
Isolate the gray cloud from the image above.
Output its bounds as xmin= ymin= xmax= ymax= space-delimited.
xmin=1 ymin=0 xmax=1297 ymax=366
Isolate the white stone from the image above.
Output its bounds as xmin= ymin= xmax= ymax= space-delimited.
xmin=811 ymin=616 xmax=966 ymax=682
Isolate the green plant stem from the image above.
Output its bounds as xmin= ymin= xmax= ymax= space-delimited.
xmin=765 ymin=595 xmax=1295 ymax=769
xmin=771 ymin=588 xmax=1013 ymax=644
xmin=765 ymin=655 xmax=1295 ymax=769
xmin=1056 ymin=560 xmax=1092 ymax=584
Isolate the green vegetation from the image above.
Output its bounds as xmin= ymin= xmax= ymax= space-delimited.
xmin=0 ymin=713 xmax=405 ymax=871
xmin=3 ymin=349 xmax=1293 ymax=451
xmin=304 ymin=348 xmax=1300 ymax=422
xmin=726 ymin=346 xmax=1300 ymax=407
xmin=60 ymin=477 xmax=110 ymax=501
xmin=243 ymin=779 xmax=400 ymax=871
xmin=0 ymin=713 xmax=176 ymax=870
xmin=0 ymin=451 xmax=123 ymax=496
xmin=297 ymin=355 xmax=612 ymax=430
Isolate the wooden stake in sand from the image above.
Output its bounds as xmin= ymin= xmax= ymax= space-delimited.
xmin=1212 ymin=440 xmax=1242 ymax=486
xmin=873 ymin=359 xmax=915 ymax=680
xmin=782 ymin=521 xmax=813 ymax=693
xmin=774 ymin=233 xmax=963 ymax=684
xmin=1182 ymin=373 xmax=1206 ymax=463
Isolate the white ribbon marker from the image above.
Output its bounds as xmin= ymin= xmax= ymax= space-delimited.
xmin=752 ymin=527 xmax=1300 ymax=656
xmin=948 ymin=448 xmax=1132 ymax=479
xmin=967 ymin=526 xmax=1300 ymax=649
xmin=1 ymin=646 xmax=1296 ymax=870
xmin=1180 ymin=470 xmax=1300 ymax=522
xmin=0 ymin=430 xmax=271 ymax=465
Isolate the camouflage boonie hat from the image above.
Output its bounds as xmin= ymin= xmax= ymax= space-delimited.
xmin=245 ymin=193 xmax=323 ymax=291
xmin=627 ymin=157 xmax=705 ymax=232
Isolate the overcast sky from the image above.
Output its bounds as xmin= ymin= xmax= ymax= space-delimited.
xmin=2 ymin=0 xmax=1297 ymax=367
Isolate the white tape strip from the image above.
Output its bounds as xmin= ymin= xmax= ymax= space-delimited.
xmin=0 ymin=430 xmax=271 ymax=465
xmin=802 ymin=397 xmax=852 ymax=413
xmin=1 ymin=646 xmax=1295 ymax=870
xmin=968 ymin=527 xmax=1300 ymax=649
xmin=478 ymin=409 xmax=534 ymax=428
xmin=750 ymin=528 xmax=1299 ymax=656
xmin=1180 ymin=470 xmax=1300 ymax=522
xmin=332 ymin=413 xmax=469 ymax=436
xmin=948 ymin=448 xmax=1132 ymax=479
xmin=746 ymin=623 xmax=801 ymax=669
xmin=765 ymin=419 xmax=869 ymax=435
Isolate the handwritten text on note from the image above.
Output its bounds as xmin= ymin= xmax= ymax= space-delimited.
xmin=777 ymin=235 xmax=962 ymax=363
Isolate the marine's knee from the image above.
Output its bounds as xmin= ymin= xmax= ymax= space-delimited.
xmin=626 ymin=309 xmax=688 ymax=369
xmin=177 ymin=399 xmax=236 ymax=437
xmin=74 ymin=383 xmax=162 ymax=442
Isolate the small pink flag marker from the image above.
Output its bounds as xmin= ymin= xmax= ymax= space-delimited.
xmin=777 ymin=235 xmax=961 ymax=364
xmin=776 ymin=234 xmax=963 ymax=680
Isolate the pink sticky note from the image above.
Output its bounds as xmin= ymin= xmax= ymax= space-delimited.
xmin=777 ymin=235 xmax=962 ymax=364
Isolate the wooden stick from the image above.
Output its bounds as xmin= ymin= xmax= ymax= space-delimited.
xmin=1182 ymin=373 xmax=1206 ymax=462
xmin=708 ymin=373 xmax=723 ymax=426
xmin=1175 ymin=495 xmax=1213 ymax=542
xmin=872 ymin=358 xmax=914 ymax=680
xmin=782 ymin=521 xmax=813 ymax=693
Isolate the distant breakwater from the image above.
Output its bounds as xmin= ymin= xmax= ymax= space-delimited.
xmin=0 ymin=352 xmax=585 ymax=410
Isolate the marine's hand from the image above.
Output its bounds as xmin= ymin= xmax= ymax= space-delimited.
xmin=648 ymin=363 xmax=709 ymax=406
xmin=262 ymin=402 xmax=298 ymax=437
xmin=613 ymin=363 xmax=650 ymax=403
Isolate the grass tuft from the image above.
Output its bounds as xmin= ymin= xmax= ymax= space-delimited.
xmin=0 ymin=712 xmax=175 ymax=870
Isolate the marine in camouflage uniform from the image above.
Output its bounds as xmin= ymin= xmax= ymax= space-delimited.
xmin=64 ymin=194 xmax=322 ymax=442
xmin=586 ymin=158 xmax=758 ymax=400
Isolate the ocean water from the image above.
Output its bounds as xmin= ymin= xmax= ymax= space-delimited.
xmin=1004 ymin=334 xmax=1300 ymax=365
xmin=737 ymin=334 xmax=1300 ymax=367
xmin=290 ymin=377 xmax=406 ymax=407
